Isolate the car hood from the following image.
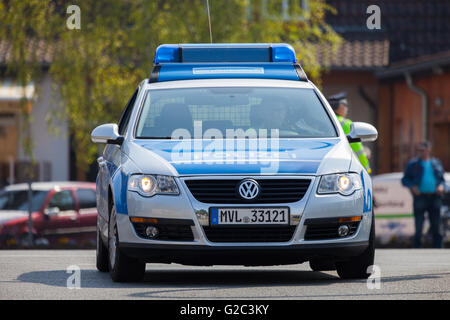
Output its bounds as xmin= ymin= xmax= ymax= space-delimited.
xmin=127 ymin=138 xmax=352 ymax=176
xmin=0 ymin=210 xmax=28 ymax=225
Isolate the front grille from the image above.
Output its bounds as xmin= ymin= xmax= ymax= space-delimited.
xmin=203 ymin=225 xmax=297 ymax=242
xmin=132 ymin=223 xmax=194 ymax=241
xmin=185 ymin=179 xmax=311 ymax=204
xmin=304 ymin=221 xmax=360 ymax=240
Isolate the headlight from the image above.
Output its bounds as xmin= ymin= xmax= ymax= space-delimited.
xmin=317 ymin=173 xmax=362 ymax=196
xmin=128 ymin=175 xmax=179 ymax=197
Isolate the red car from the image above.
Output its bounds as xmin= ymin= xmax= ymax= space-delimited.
xmin=0 ymin=181 xmax=97 ymax=247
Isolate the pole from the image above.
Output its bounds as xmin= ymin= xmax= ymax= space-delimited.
xmin=8 ymin=156 xmax=14 ymax=185
xmin=27 ymin=181 xmax=33 ymax=246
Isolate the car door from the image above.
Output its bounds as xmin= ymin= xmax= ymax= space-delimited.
xmin=42 ymin=189 xmax=78 ymax=243
xmin=75 ymin=188 xmax=97 ymax=235
xmin=98 ymin=88 xmax=139 ymax=224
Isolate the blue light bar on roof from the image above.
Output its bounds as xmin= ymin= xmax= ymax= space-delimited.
xmin=156 ymin=63 xmax=301 ymax=82
xmin=153 ymin=44 xmax=181 ymax=63
xmin=271 ymin=44 xmax=297 ymax=63
xmin=153 ymin=43 xmax=297 ymax=64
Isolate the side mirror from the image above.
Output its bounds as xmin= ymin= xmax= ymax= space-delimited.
xmin=91 ymin=123 xmax=123 ymax=145
xmin=44 ymin=207 xmax=60 ymax=216
xmin=347 ymin=122 xmax=378 ymax=143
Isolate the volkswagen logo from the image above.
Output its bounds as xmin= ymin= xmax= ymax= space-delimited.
xmin=238 ymin=179 xmax=260 ymax=200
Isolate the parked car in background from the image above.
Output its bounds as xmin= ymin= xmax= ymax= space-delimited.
xmin=372 ymin=172 xmax=450 ymax=245
xmin=0 ymin=182 xmax=97 ymax=247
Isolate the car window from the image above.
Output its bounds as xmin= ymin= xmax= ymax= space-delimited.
xmin=118 ymin=89 xmax=138 ymax=136
xmin=0 ymin=190 xmax=47 ymax=212
xmin=76 ymin=189 xmax=97 ymax=209
xmin=135 ymin=87 xmax=337 ymax=139
xmin=48 ymin=190 xmax=75 ymax=211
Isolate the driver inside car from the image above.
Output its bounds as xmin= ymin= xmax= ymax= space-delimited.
xmin=251 ymin=96 xmax=291 ymax=132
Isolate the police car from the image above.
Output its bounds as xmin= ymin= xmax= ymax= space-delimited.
xmin=91 ymin=44 xmax=378 ymax=282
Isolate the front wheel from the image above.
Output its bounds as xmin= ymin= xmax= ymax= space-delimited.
xmin=335 ymin=214 xmax=375 ymax=279
xmin=108 ymin=206 xmax=145 ymax=282
xmin=96 ymin=226 xmax=109 ymax=272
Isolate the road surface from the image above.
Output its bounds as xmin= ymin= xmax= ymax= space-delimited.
xmin=0 ymin=249 xmax=449 ymax=299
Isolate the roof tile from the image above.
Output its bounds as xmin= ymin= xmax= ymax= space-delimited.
xmin=314 ymin=40 xmax=390 ymax=69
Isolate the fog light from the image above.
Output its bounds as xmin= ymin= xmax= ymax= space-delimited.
xmin=338 ymin=225 xmax=349 ymax=237
xmin=145 ymin=226 xmax=159 ymax=239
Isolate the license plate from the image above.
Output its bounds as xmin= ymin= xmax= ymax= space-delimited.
xmin=210 ymin=207 xmax=289 ymax=225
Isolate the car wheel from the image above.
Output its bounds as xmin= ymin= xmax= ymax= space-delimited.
xmin=309 ymin=259 xmax=336 ymax=271
xmin=96 ymin=225 xmax=109 ymax=272
xmin=108 ymin=205 xmax=145 ymax=282
xmin=335 ymin=214 xmax=375 ymax=280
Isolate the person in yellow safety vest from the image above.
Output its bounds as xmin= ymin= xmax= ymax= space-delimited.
xmin=327 ymin=92 xmax=372 ymax=174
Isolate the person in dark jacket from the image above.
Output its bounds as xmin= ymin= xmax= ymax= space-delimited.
xmin=402 ymin=141 xmax=445 ymax=248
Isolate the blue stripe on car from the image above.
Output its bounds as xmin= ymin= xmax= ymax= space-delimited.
xmin=135 ymin=139 xmax=338 ymax=175
xmin=361 ymin=171 xmax=372 ymax=213
xmin=112 ymin=170 xmax=129 ymax=215
xmin=169 ymin=161 xmax=321 ymax=175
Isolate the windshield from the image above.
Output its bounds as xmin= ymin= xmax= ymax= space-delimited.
xmin=0 ymin=190 xmax=48 ymax=212
xmin=135 ymin=87 xmax=337 ymax=139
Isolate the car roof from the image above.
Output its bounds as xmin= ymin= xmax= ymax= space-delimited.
xmin=2 ymin=181 xmax=96 ymax=192
xmin=142 ymin=78 xmax=315 ymax=91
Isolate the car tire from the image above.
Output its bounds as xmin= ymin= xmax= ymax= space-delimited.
xmin=96 ymin=226 xmax=109 ymax=272
xmin=335 ymin=214 xmax=375 ymax=280
xmin=108 ymin=205 xmax=145 ymax=282
xmin=309 ymin=259 xmax=336 ymax=271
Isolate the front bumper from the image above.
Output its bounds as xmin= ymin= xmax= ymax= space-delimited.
xmin=119 ymin=241 xmax=369 ymax=265
xmin=116 ymin=174 xmax=372 ymax=265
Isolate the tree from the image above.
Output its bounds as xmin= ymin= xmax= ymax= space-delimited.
xmin=0 ymin=0 xmax=57 ymax=177
xmin=1 ymin=0 xmax=341 ymax=180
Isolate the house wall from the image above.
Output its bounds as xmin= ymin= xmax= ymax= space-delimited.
xmin=17 ymin=73 xmax=69 ymax=182
xmin=417 ymin=71 xmax=450 ymax=171
xmin=376 ymin=83 xmax=393 ymax=173
xmin=377 ymin=70 xmax=450 ymax=173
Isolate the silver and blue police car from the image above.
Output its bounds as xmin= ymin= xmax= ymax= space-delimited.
xmin=91 ymin=44 xmax=378 ymax=282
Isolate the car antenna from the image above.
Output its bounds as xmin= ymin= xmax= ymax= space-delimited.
xmin=206 ymin=0 xmax=213 ymax=43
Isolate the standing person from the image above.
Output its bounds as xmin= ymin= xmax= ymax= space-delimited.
xmin=401 ymin=141 xmax=445 ymax=248
xmin=328 ymin=92 xmax=372 ymax=174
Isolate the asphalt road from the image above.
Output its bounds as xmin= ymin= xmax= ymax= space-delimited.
xmin=0 ymin=249 xmax=449 ymax=300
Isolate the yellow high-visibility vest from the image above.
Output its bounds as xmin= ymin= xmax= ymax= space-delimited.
xmin=337 ymin=115 xmax=372 ymax=174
